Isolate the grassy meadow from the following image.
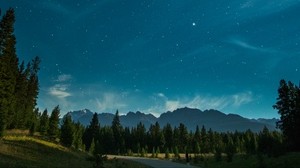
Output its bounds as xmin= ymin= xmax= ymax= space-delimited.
xmin=0 ymin=130 xmax=148 ymax=168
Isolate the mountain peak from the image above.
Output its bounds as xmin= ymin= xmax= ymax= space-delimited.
xmin=66 ymin=107 xmax=278 ymax=132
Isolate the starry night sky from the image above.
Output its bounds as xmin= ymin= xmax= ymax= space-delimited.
xmin=2 ymin=0 xmax=300 ymax=118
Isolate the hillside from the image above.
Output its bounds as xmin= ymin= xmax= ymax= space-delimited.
xmin=0 ymin=131 xmax=92 ymax=167
xmin=67 ymin=107 xmax=278 ymax=132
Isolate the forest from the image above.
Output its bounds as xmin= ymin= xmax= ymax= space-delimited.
xmin=1 ymin=7 xmax=300 ymax=167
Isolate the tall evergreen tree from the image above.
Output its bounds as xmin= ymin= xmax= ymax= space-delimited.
xmin=39 ymin=109 xmax=49 ymax=135
xmin=60 ymin=114 xmax=75 ymax=147
xmin=135 ymin=122 xmax=146 ymax=149
xmin=48 ymin=105 xmax=60 ymax=139
xmin=178 ymin=123 xmax=188 ymax=152
xmin=24 ymin=56 xmax=40 ymax=128
xmin=163 ymin=123 xmax=173 ymax=151
xmin=9 ymin=61 xmax=28 ymax=129
xmin=83 ymin=112 xmax=100 ymax=151
xmin=273 ymin=79 xmax=300 ymax=151
xmin=73 ymin=121 xmax=85 ymax=150
xmin=0 ymin=8 xmax=18 ymax=136
xmin=112 ymin=110 xmax=124 ymax=154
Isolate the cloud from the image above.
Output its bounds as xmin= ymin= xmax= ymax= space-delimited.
xmin=55 ymin=74 xmax=72 ymax=82
xmin=140 ymin=91 xmax=255 ymax=118
xmin=227 ymin=37 xmax=276 ymax=53
xmin=232 ymin=91 xmax=253 ymax=107
xmin=164 ymin=95 xmax=230 ymax=112
xmin=48 ymin=74 xmax=73 ymax=99
xmin=145 ymin=91 xmax=254 ymax=113
xmin=48 ymin=84 xmax=71 ymax=98
xmin=95 ymin=93 xmax=127 ymax=112
xmin=157 ymin=93 xmax=166 ymax=98
xmin=229 ymin=38 xmax=259 ymax=51
xmin=165 ymin=100 xmax=180 ymax=111
xmin=239 ymin=0 xmax=300 ymax=17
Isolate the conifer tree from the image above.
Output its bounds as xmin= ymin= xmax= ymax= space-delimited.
xmin=163 ymin=123 xmax=173 ymax=151
xmin=11 ymin=61 xmax=29 ymax=129
xmin=48 ymin=105 xmax=60 ymax=139
xmin=112 ymin=110 xmax=124 ymax=154
xmin=24 ymin=56 xmax=40 ymax=128
xmin=60 ymin=114 xmax=74 ymax=147
xmin=83 ymin=112 xmax=100 ymax=151
xmin=273 ymin=79 xmax=300 ymax=151
xmin=178 ymin=123 xmax=188 ymax=152
xmin=225 ymin=136 xmax=236 ymax=162
xmin=0 ymin=8 xmax=18 ymax=136
xmin=39 ymin=109 xmax=49 ymax=135
xmin=73 ymin=121 xmax=84 ymax=150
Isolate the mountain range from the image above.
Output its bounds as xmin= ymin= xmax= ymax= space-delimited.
xmin=65 ymin=107 xmax=278 ymax=132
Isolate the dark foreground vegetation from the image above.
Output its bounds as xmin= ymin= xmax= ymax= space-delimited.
xmin=1 ymin=7 xmax=300 ymax=168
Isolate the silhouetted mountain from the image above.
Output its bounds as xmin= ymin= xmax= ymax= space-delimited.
xmin=120 ymin=111 xmax=157 ymax=129
xmin=158 ymin=107 xmax=276 ymax=132
xmin=255 ymin=118 xmax=279 ymax=127
xmin=66 ymin=107 xmax=277 ymax=132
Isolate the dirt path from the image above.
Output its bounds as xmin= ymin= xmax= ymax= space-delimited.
xmin=108 ymin=155 xmax=199 ymax=168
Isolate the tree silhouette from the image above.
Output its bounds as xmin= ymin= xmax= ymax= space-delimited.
xmin=60 ymin=114 xmax=75 ymax=147
xmin=48 ymin=105 xmax=60 ymax=139
xmin=273 ymin=79 xmax=300 ymax=151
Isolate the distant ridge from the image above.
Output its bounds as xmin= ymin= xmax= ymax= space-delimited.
xmin=66 ymin=107 xmax=278 ymax=132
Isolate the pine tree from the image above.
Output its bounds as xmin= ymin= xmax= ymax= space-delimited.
xmin=225 ymin=136 xmax=236 ymax=162
xmin=111 ymin=110 xmax=124 ymax=154
xmin=83 ymin=112 xmax=100 ymax=151
xmin=163 ymin=123 xmax=173 ymax=151
xmin=0 ymin=8 xmax=18 ymax=136
xmin=178 ymin=123 xmax=188 ymax=152
xmin=60 ymin=114 xmax=75 ymax=147
xmin=99 ymin=126 xmax=114 ymax=154
xmin=73 ymin=121 xmax=84 ymax=150
xmin=39 ymin=109 xmax=49 ymax=136
xmin=24 ymin=56 xmax=40 ymax=128
xmin=48 ymin=105 xmax=60 ymax=139
xmin=89 ymin=138 xmax=95 ymax=155
xmin=273 ymin=79 xmax=300 ymax=151
xmin=194 ymin=141 xmax=200 ymax=156
xmin=11 ymin=61 xmax=29 ymax=129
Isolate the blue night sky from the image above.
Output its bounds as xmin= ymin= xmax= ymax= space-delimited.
xmin=2 ymin=0 xmax=300 ymax=119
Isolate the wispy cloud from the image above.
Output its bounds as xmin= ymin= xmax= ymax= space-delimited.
xmin=239 ymin=0 xmax=300 ymax=17
xmin=55 ymin=74 xmax=72 ymax=82
xmin=229 ymin=38 xmax=259 ymax=50
xmin=232 ymin=91 xmax=253 ymax=107
xmin=95 ymin=93 xmax=127 ymax=112
xmin=227 ymin=37 xmax=276 ymax=53
xmin=48 ymin=84 xmax=71 ymax=98
xmin=145 ymin=91 xmax=254 ymax=115
xmin=48 ymin=74 xmax=72 ymax=99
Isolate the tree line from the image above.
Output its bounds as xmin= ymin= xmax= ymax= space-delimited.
xmin=51 ymin=110 xmax=284 ymax=162
xmin=0 ymin=8 xmax=40 ymax=136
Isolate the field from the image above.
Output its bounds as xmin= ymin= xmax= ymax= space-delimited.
xmin=0 ymin=130 xmax=148 ymax=168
